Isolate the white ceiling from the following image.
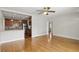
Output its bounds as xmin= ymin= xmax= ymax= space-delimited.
xmin=0 ymin=7 xmax=79 ymax=19
xmin=1 ymin=7 xmax=78 ymax=14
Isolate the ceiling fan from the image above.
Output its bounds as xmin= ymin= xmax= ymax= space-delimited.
xmin=37 ymin=7 xmax=55 ymax=15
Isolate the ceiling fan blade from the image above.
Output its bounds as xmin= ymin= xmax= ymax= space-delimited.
xmin=48 ymin=11 xmax=55 ymax=13
xmin=36 ymin=10 xmax=45 ymax=12
xmin=36 ymin=10 xmax=45 ymax=14
xmin=38 ymin=12 xmax=43 ymax=14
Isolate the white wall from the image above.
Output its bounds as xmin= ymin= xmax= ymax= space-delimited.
xmin=1 ymin=7 xmax=79 ymax=40
xmin=0 ymin=10 xmax=5 ymax=31
xmin=0 ymin=10 xmax=24 ymax=43
xmin=0 ymin=8 xmax=48 ymax=43
xmin=32 ymin=15 xmax=48 ymax=37
xmin=53 ymin=12 xmax=79 ymax=40
xmin=0 ymin=30 xmax=24 ymax=43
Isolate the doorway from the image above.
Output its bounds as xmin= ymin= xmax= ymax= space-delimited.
xmin=23 ymin=16 xmax=32 ymax=39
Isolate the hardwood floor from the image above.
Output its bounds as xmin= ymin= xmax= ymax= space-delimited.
xmin=0 ymin=35 xmax=79 ymax=52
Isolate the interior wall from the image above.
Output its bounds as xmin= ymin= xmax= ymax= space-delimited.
xmin=0 ymin=10 xmax=5 ymax=31
xmin=0 ymin=8 xmax=48 ymax=37
xmin=32 ymin=15 xmax=48 ymax=37
xmin=53 ymin=12 xmax=79 ymax=40
xmin=1 ymin=7 xmax=79 ymax=40
xmin=0 ymin=8 xmax=48 ymax=43
xmin=0 ymin=10 xmax=24 ymax=43
xmin=0 ymin=30 xmax=24 ymax=43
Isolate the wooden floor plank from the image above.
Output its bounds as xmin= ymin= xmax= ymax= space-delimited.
xmin=0 ymin=35 xmax=79 ymax=52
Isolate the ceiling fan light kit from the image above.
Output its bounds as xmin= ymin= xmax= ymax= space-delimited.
xmin=43 ymin=12 xmax=48 ymax=15
xmin=37 ymin=7 xmax=55 ymax=15
xmin=44 ymin=7 xmax=50 ymax=10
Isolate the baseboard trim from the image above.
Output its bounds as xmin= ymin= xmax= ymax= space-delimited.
xmin=53 ymin=34 xmax=79 ymax=40
xmin=32 ymin=33 xmax=47 ymax=38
